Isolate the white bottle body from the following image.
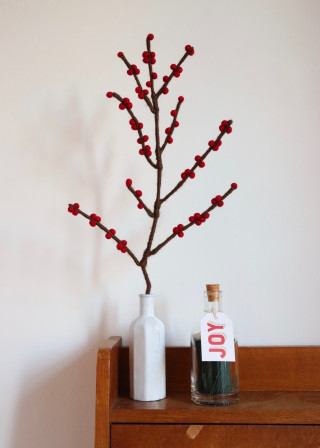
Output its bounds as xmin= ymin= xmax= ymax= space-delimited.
xmin=129 ymin=294 xmax=166 ymax=401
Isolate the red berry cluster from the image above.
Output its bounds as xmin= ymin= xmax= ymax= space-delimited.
xmin=68 ymin=203 xmax=79 ymax=215
xmin=185 ymin=44 xmax=195 ymax=56
xmin=129 ymin=118 xmax=143 ymax=131
xmin=173 ymin=224 xmax=184 ymax=238
xmin=145 ymin=73 xmax=157 ymax=87
xmin=127 ymin=64 xmax=140 ymax=76
xmin=142 ymin=51 xmax=156 ymax=65
xmin=135 ymin=86 xmax=149 ymax=99
xmin=219 ymin=120 xmax=232 ymax=134
xmin=89 ymin=213 xmax=101 ymax=227
xmin=135 ymin=190 xmax=144 ymax=209
xmin=211 ymin=195 xmax=224 ymax=207
xmin=189 ymin=212 xmax=210 ymax=226
xmin=105 ymin=228 xmax=116 ymax=239
xmin=119 ymin=97 xmax=132 ymax=110
xmin=231 ymin=182 xmax=238 ymax=189
xmin=208 ymin=139 xmax=222 ymax=151
xmin=170 ymin=63 xmax=183 ymax=78
xmin=117 ymin=240 xmax=127 ymax=253
xmin=181 ymin=169 xmax=195 ymax=180
xmin=195 ymin=155 xmax=205 ymax=168
xmin=137 ymin=135 xmax=149 ymax=144
xmin=139 ymin=145 xmax=152 ymax=157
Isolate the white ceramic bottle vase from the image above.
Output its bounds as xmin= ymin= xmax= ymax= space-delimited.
xmin=129 ymin=294 xmax=166 ymax=401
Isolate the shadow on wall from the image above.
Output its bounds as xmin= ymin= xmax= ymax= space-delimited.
xmin=10 ymin=308 xmax=110 ymax=448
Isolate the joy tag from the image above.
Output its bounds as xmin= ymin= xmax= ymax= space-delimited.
xmin=200 ymin=312 xmax=235 ymax=362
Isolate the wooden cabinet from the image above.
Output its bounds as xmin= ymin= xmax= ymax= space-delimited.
xmin=94 ymin=337 xmax=320 ymax=447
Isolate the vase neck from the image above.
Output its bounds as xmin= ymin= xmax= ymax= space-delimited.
xmin=139 ymin=294 xmax=154 ymax=316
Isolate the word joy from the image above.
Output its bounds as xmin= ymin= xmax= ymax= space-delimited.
xmin=207 ymin=322 xmax=226 ymax=359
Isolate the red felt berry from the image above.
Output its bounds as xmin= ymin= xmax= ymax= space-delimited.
xmin=126 ymin=179 xmax=132 ymax=187
xmin=146 ymin=81 xmax=152 ymax=87
xmin=147 ymin=33 xmax=154 ymax=40
xmin=189 ymin=216 xmax=194 ymax=222
xmin=127 ymin=69 xmax=133 ymax=76
xmin=215 ymin=195 xmax=222 ymax=201
xmin=168 ymin=137 xmax=173 ymax=144
xmin=178 ymin=96 xmax=184 ymax=102
xmin=105 ymin=233 xmax=111 ymax=239
xmin=178 ymin=67 xmax=183 ymax=73
xmin=72 ymin=209 xmax=79 ymax=215
xmin=195 ymin=155 xmax=201 ymax=161
xmin=190 ymin=172 xmax=195 ymax=179
xmin=221 ymin=120 xmax=228 ymax=126
xmin=174 ymin=121 xmax=179 ymax=127
xmin=106 ymin=91 xmax=113 ymax=98
xmin=189 ymin=49 xmax=194 ymax=55
xmin=139 ymin=149 xmax=144 ymax=155
xmin=152 ymin=72 xmax=157 ymax=79
xmin=68 ymin=205 xmax=73 ymax=213
xmin=165 ymin=127 xmax=171 ymax=135
xmin=231 ymin=182 xmax=238 ymax=189
xmin=89 ymin=220 xmax=96 ymax=227
xmin=199 ymin=162 xmax=205 ymax=168
xmin=219 ymin=125 xmax=224 ymax=132
xmin=178 ymin=232 xmax=184 ymax=238
xmin=143 ymin=135 xmax=149 ymax=142
xmin=163 ymin=87 xmax=169 ymax=94
xmin=211 ymin=198 xmax=217 ymax=205
xmin=151 ymin=58 xmax=156 ymax=64
xmin=181 ymin=172 xmax=186 ymax=179
xmin=110 ymin=229 xmax=116 ymax=235
xmin=138 ymin=93 xmax=144 ymax=99
xmin=117 ymin=52 xmax=123 ymax=57
xmin=170 ymin=64 xmax=177 ymax=70
xmin=74 ymin=203 xmax=79 ymax=208
xmin=163 ymin=75 xmax=169 ymax=82
xmin=136 ymin=190 xmax=142 ymax=197
xmin=173 ymin=227 xmax=178 ymax=234
xmin=178 ymin=224 xmax=184 ymax=230
xmin=218 ymin=201 xmax=224 ymax=207
xmin=185 ymin=44 xmax=191 ymax=52
xmin=174 ymin=72 xmax=180 ymax=78
xmin=143 ymin=89 xmax=149 ymax=95
xmin=208 ymin=140 xmax=214 ymax=147
xmin=137 ymin=203 xmax=144 ymax=209
xmin=171 ymin=110 xmax=177 ymax=117
xmin=226 ymin=127 xmax=232 ymax=134
xmin=119 ymin=104 xmax=125 ymax=110
xmin=204 ymin=212 xmax=210 ymax=219
xmin=129 ymin=118 xmax=135 ymax=125
xmin=135 ymin=87 xmax=142 ymax=93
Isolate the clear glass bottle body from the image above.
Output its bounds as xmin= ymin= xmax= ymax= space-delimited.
xmin=191 ymin=290 xmax=239 ymax=405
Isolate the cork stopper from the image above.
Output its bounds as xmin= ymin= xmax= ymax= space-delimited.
xmin=206 ymin=284 xmax=220 ymax=302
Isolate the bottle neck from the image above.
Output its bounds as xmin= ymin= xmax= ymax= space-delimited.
xmin=204 ymin=290 xmax=223 ymax=314
xmin=139 ymin=294 xmax=155 ymax=316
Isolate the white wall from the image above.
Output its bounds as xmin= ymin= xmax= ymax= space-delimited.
xmin=1 ymin=0 xmax=320 ymax=446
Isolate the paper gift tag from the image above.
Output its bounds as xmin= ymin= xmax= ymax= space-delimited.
xmin=200 ymin=312 xmax=235 ymax=362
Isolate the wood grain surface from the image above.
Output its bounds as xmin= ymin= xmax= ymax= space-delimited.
xmin=94 ymin=337 xmax=122 ymax=448
xmin=111 ymin=424 xmax=320 ymax=448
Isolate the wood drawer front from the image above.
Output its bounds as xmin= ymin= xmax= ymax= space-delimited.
xmin=111 ymin=424 xmax=320 ymax=447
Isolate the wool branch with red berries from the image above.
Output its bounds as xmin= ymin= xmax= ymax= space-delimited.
xmin=68 ymin=34 xmax=238 ymax=293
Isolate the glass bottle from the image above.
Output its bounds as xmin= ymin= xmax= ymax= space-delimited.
xmin=191 ymin=284 xmax=239 ymax=405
